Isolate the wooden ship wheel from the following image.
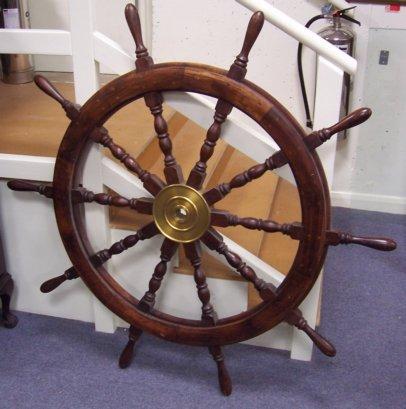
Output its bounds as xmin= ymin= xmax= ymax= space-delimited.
xmin=7 ymin=4 xmax=396 ymax=396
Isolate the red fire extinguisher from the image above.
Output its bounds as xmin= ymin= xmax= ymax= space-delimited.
xmin=298 ymin=6 xmax=361 ymax=129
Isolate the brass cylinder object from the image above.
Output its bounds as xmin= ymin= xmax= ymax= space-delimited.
xmin=153 ymin=184 xmax=210 ymax=243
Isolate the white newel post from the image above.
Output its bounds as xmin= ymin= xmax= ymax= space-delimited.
xmin=68 ymin=0 xmax=116 ymax=333
xmin=290 ymin=56 xmax=344 ymax=360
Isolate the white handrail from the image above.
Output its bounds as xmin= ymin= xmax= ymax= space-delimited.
xmin=235 ymin=0 xmax=357 ymax=74
xmin=0 ymin=29 xmax=72 ymax=55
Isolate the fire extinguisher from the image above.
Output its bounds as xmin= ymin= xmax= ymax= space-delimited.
xmin=298 ymin=6 xmax=361 ymax=130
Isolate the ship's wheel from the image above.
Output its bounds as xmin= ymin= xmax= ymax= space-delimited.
xmin=8 ymin=4 xmax=396 ymax=396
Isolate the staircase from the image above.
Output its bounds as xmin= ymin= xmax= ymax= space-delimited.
xmin=106 ymin=102 xmax=302 ymax=309
xmin=0 ymin=77 xmax=301 ymax=311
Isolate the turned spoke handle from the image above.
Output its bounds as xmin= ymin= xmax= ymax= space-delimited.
xmin=308 ymin=108 xmax=372 ymax=149
xmin=119 ymin=326 xmax=143 ymax=369
xmin=327 ymin=107 xmax=372 ymax=135
xmin=348 ymin=236 xmax=397 ymax=251
xmin=34 ymin=75 xmax=68 ymax=106
xmin=40 ymin=267 xmax=78 ymax=293
xmin=286 ymin=310 xmax=336 ymax=357
xmin=301 ymin=324 xmax=336 ymax=357
xmin=8 ymin=180 xmax=53 ymax=198
xmin=327 ymin=231 xmax=397 ymax=251
xmin=125 ymin=4 xmax=146 ymax=52
xmin=40 ymin=275 xmax=67 ymax=293
xmin=8 ymin=180 xmax=40 ymax=192
xmin=34 ymin=74 xmax=79 ymax=119
xmin=238 ymin=11 xmax=264 ymax=62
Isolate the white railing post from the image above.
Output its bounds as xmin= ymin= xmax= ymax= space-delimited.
xmin=68 ymin=0 xmax=116 ymax=334
xmin=312 ymin=57 xmax=345 ymax=189
xmin=290 ymin=56 xmax=344 ymax=361
xmin=137 ymin=0 xmax=153 ymax=51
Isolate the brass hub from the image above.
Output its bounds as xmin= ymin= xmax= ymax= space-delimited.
xmin=153 ymin=184 xmax=210 ymax=243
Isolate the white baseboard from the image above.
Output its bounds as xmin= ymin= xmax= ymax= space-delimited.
xmin=331 ymin=190 xmax=406 ymax=215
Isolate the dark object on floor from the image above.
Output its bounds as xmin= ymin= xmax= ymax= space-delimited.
xmin=0 ymin=226 xmax=18 ymax=328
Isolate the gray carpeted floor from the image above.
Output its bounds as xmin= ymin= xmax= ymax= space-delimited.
xmin=1 ymin=208 xmax=405 ymax=409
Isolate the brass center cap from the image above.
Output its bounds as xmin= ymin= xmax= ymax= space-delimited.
xmin=153 ymin=184 xmax=210 ymax=243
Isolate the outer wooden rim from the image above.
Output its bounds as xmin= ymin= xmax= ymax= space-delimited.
xmin=53 ymin=63 xmax=329 ymax=346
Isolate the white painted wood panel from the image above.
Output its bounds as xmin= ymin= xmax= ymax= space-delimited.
xmin=0 ymin=29 xmax=72 ymax=55
xmin=0 ymin=181 xmax=95 ymax=323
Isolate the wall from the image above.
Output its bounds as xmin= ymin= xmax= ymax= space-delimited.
xmin=25 ymin=0 xmax=406 ymax=213
xmin=332 ymin=4 xmax=406 ymax=214
xmin=354 ymin=29 xmax=405 ymax=200
xmin=28 ymin=0 xmax=136 ymax=73
xmin=151 ymin=0 xmax=405 ymax=214
xmin=152 ymin=0 xmax=325 ymax=122
xmin=0 ymin=181 xmax=95 ymax=322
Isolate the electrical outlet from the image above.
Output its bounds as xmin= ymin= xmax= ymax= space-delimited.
xmin=379 ymin=50 xmax=389 ymax=65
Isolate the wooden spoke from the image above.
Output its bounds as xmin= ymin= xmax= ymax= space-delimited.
xmin=34 ymin=74 xmax=165 ymax=196
xmin=201 ymin=229 xmax=273 ymax=300
xmin=211 ymin=209 xmax=303 ymax=238
xmin=125 ymin=4 xmax=183 ymax=184
xmin=201 ymin=230 xmax=336 ymax=357
xmin=40 ymin=222 xmax=159 ymax=293
xmin=184 ymin=242 xmax=217 ymax=325
xmin=76 ymin=187 xmax=153 ymax=215
xmin=149 ymin=97 xmax=183 ymax=184
xmin=8 ymin=181 xmax=153 ymax=215
xmin=93 ymin=221 xmax=159 ymax=264
xmin=204 ymin=108 xmax=372 ymax=206
xmin=138 ymin=238 xmax=178 ymax=312
xmin=211 ymin=210 xmax=396 ymax=252
xmin=208 ymin=345 xmax=233 ymax=396
xmin=182 ymin=240 xmax=231 ymax=395
xmin=90 ymin=128 xmax=165 ymax=196
xmin=7 ymin=180 xmax=53 ymax=198
xmin=118 ymin=325 xmax=143 ymax=369
xmin=186 ymin=11 xmax=265 ymax=189
xmin=203 ymin=157 xmax=279 ymax=205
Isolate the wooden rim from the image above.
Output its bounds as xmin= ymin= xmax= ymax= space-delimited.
xmin=53 ymin=63 xmax=329 ymax=346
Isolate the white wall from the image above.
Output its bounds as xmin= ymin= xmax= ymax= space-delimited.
xmin=354 ymin=29 xmax=405 ymax=199
xmin=152 ymin=0 xmax=406 ymax=214
xmin=152 ymin=0 xmax=325 ymax=123
xmin=25 ymin=0 xmax=406 ymax=213
xmin=0 ymin=181 xmax=95 ymax=322
xmin=28 ymin=0 xmax=136 ymax=73
xmin=332 ymin=4 xmax=406 ymax=214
